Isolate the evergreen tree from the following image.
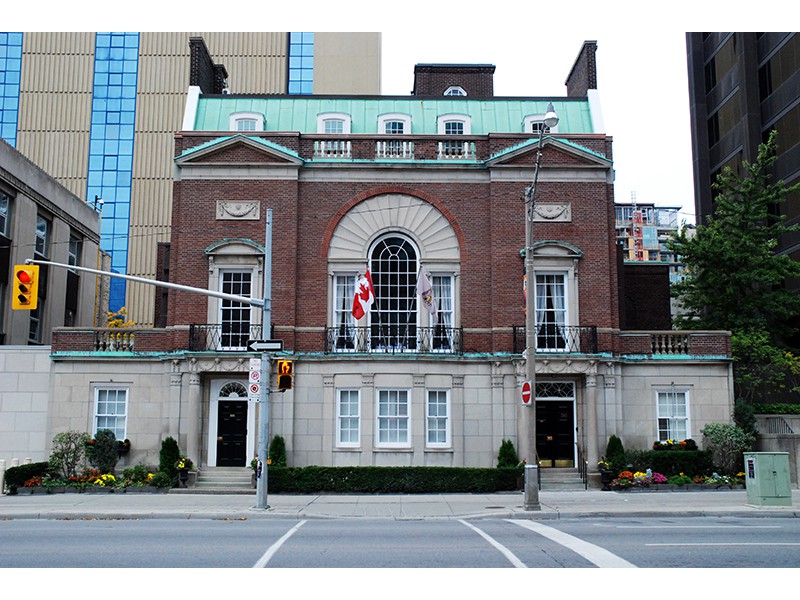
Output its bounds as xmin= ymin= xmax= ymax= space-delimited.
xmin=668 ymin=130 xmax=800 ymax=402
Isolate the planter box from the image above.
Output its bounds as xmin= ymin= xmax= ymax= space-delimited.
xmin=123 ymin=486 xmax=167 ymax=493
xmin=84 ymin=486 xmax=115 ymax=493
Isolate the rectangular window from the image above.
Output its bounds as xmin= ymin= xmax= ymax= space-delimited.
xmin=384 ymin=121 xmax=404 ymax=135
xmin=333 ymin=274 xmax=357 ymax=350
xmin=35 ymin=214 xmax=51 ymax=257
xmin=657 ymin=390 xmax=689 ymax=441
xmin=535 ymin=273 xmax=568 ymax=351
xmin=426 ymin=389 xmax=449 ymax=446
xmin=377 ymin=389 xmax=409 ymax=446
xmin=337 ymin=389 xmax=360 ymax=446
xmin=220 ymin=270 xmax=252 ymax=350
xmin=68 ymin=233 xmax=82 ymax=267
xmin=432 ymin=275 xmax=454 ymax=351
xmin=28 ymin=308 xmax=41 ymax=344
xmin=235 ymin=119 xmax=257 ymax=131
xmin=324 ymin=119 xmax=344 ymax=134
xmin=0 ymin=191 xmax=9 ymax=236
xmin=95 ymin=387 xmax=128 ymax=440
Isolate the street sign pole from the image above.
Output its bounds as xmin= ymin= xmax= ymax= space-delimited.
xmin=256 ymin=209 xmax=272 ymax=510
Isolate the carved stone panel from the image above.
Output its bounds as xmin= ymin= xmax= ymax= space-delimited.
xmin=217 ymin=200 xmax=260 ymax=220
xmin=533 ymin=203 xmax=571 ymax=222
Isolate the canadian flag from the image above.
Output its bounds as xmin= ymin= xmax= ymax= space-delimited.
xmin=351 ymin=269 xmax=376 ymax=320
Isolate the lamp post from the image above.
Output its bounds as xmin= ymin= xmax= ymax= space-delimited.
xmin=523 ymin=102 xmax=558 ymax=511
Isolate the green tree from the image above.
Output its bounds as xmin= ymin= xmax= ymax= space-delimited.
xmin=497 ymin=439 xmax=519 ymax=468
xmin=86 ymin=429 xmax=119 ymax=474
xmin=269 ymin=435 xmax=287 ymax=467
xmin=49 ymin=431 xmax=91 ymax=479
xmin=159 ymin=436 xmax=181 ymax=481
xmin=701 ymin=422 xmax=755 ymax=476
xmin=668 ymin=130 xmax=800 ymax=403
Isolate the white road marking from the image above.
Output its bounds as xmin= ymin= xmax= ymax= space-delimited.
xmin=648 ymin=542 xmax=800 ymax=546
xmin=509 ymin=520 xmax=637 ymax=568
xmin=252 ymin=520 xmax=307 ymax=568
xmin=614 ymin=525 xmax=781 ymax=529
xmin=459 ymin=520 xmax=527 ymax=568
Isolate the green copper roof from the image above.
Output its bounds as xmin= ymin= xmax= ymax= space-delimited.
xmin=193 ymin=96 xmax=596 ymax=135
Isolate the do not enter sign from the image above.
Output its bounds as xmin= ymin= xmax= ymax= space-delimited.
xmin=521 ymin=381 xmax=532 ymax=406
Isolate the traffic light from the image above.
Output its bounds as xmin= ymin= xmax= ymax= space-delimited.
xmin=11 ymin=265 xmax=39 ymax=310
xmin=276 ymin=359 xmax=293 ymax=390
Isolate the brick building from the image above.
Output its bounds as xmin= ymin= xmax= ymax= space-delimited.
xmin=43 ymin=41 xmax=733 ymax=481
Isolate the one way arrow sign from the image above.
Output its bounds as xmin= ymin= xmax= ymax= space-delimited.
xmin=247 ymin=339 xmax=284 ymax=352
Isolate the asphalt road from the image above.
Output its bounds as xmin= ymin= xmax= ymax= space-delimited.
xmin=2 ymin=515 xmax=799 ymax=569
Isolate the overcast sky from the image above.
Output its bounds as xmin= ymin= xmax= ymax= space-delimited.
xmin=14 ymin=0 xmax=778 ymax=227
xmin=380 ymin=30 xmax=696 ymax=222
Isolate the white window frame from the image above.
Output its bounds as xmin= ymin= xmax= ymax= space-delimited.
xmin=337 ymin=388 xmax=361 ymax=447
xmin=377 ymin=113 xmax=411 ymax=135
xmin=376 ymin=388 xmax=410 ymax=447
xmin=94 ymin=386 xmax=128 ymax=441
xmin=331 ymin=273 xmax=357 ymax=351
xmin=444 ymin=85 xmax=466 ymax=96
xmin=534 ymin=271 xmax=569 ymax=352
xmin=437 ymin=114 xmax=471 ymax=135
xmin=426 ymin=389 xmax=450 ymax=447
xmin=218 ymin=269 xmax=253 ymax=351
xmin=317 ymin=112 xmax=351 ymax=134
xmin=229 ymin=112 xmax=265 ymax=132
xmin=523 ymin=114 xmax=559 ymax=134
xmin=656 ymin=389 xmax=690 ymax=441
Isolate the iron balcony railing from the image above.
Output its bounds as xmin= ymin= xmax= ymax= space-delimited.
xmin=325 ymin=325 xmax=463 ymax=354
xmin=189 ymin=324 xmax=266 ymax=352
xmin=512 ymin=325 xmax=598 ymax=354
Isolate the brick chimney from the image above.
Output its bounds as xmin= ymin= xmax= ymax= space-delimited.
xmin=565 ymin=40 xmax=598 ymax=97
xmin=189 ymin=37 xmax=229 ymax=94
xmin=412 ymin=64 xmax=496 ymax=97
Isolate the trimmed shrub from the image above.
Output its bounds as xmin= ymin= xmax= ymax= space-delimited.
xmin=754 ymin=403 xmax=800 ymax=415
xmin=268 ymin=466 xmax=523 ymax=494
xmin=86 ymin=429 xmax=119 ymax=474
xmin=269 ymin=435 xmax=287 ymax=467
xmin=497 ymin=439 xmax=519 ymax=468
xmin=701 ymin=422 xmax=755 ymax=475
xmin=605 ymin=435 xmax=625 ymax=473
xmin=159 ymin=436 xmax=181 ymax=481
xmin=3 ymin=462 xmax=52 ymax=493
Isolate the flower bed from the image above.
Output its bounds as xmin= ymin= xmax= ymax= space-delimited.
xmin=608 ymin=469 xmax=745 ymax=491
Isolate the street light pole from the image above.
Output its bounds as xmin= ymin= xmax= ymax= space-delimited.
xmin=523 ymin=103 xmax=558 ymax=511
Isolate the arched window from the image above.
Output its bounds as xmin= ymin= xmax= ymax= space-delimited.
xmin=370 ymin=235 xmax=418 ymax=351
xmin=444 ymin=85 xmax=467 ymax=96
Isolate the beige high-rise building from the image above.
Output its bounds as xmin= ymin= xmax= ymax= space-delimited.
xmin=2 ymin=32 xmax=381 ymax=325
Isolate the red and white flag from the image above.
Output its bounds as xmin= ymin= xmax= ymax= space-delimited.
xmin=351 ymin=269 xmax=376 ymax=320
xmin=416 ymin=266 xmax=436 ymax=317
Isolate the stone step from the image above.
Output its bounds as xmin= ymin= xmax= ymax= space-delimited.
xmin=538 ymin=468 xmax=587 ymax=491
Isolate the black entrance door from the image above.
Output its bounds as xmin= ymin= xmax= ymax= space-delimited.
xmin=535 ymin=400 xmax=574 ymax=467
xmin=217 ymin=400 xmax=247 ymax=466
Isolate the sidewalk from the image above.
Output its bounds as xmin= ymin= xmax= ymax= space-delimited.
xmin=1 ymin=489 xmax=799 ymax=520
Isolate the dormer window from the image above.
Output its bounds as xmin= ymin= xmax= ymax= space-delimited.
xmin=444 ymin=86 xmax=467 ymax=96
xmin=317 ymin=112 xmax=352 ymax=134
xmin=229 ymin=112 xmax=265 ymax=132
xmin=377 ymin=113 xmax=412 ymax=135
xmin=523 ymin=114 xmax=558 ymax=135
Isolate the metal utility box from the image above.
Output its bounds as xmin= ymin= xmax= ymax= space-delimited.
xmin=744 ymin=452 xmax=792 ymax=506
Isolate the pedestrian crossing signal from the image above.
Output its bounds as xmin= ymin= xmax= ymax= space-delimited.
xmin=276 ymin=359 xmax=293 ymax=390
xmin=11 ymin=265 xmax=39 ymax=310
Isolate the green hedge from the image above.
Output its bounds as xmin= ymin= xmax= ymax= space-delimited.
xmin=3 ymin=461 xmax=52 ymax=493
xmin=755 ymin=403 xmax=800 ymax=415
xmin=267 ymin=466 xmax=523 ymax=494
xmin=622 ymin=450 xmax=714 ymax=477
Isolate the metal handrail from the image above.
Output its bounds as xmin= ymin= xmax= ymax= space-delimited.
xmin=512 ymin=325 xmax=598 ymax=354
xmin=324 ymin=325 xmax=462 ymax=354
